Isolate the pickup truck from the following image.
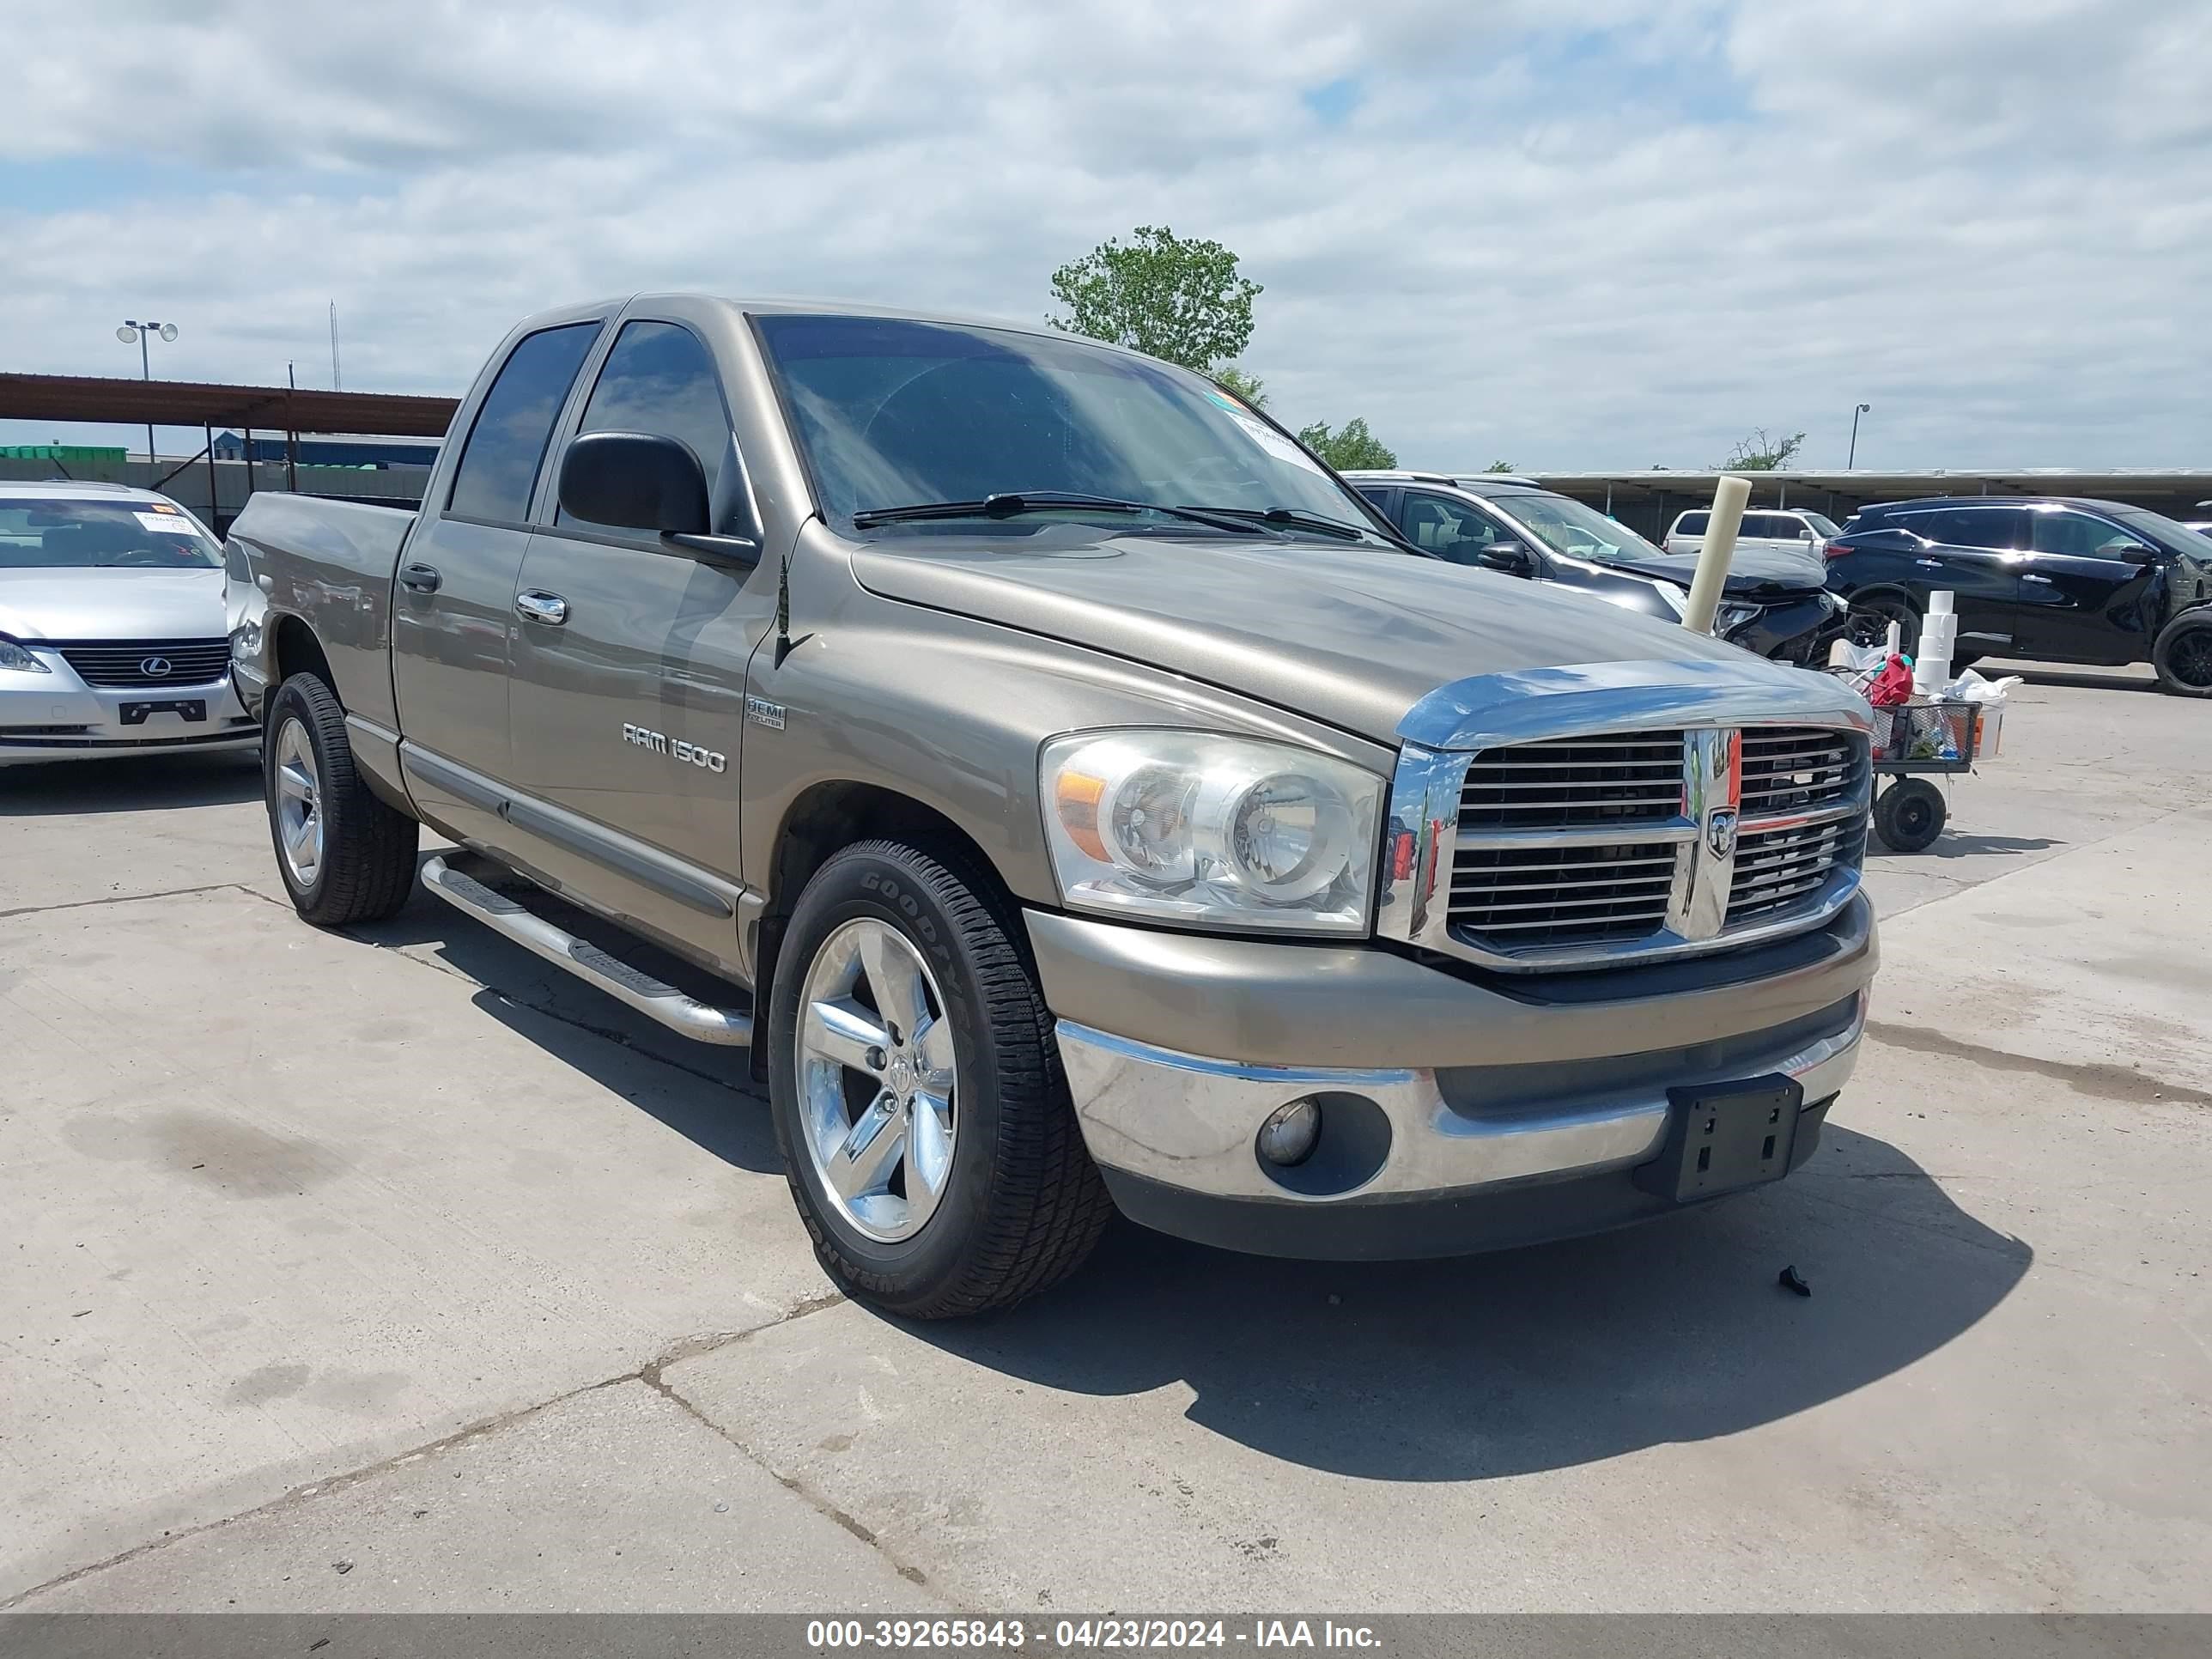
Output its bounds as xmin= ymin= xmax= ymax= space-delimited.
xmin=228 ymin=295 xmax=1880 ymax=1317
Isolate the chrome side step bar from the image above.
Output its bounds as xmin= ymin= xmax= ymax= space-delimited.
xmin=420 ymin=854 xmax=754 ymax=1047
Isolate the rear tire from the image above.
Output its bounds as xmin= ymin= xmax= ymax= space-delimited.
xmin=768 ymin=839 xmax=1111 ymax=1318
xmin=264 ymin=673 xmax=419 ymax=926
xmin=1871 ymin=777 xmax=1946 ymax=853
xmin=2152 ymin=611 xmax=2212 ymax=697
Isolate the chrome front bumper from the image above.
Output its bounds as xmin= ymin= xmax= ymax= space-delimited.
xmin=1057 ymin=995 xmax=1864 ymax=1208
xmin=0 ymin=659 xmax=257 ymax=764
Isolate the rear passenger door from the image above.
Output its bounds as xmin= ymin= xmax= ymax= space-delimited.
xmin=1889 ymin=507 xmax=2030 ymax=652
xmin=391 ymin=314 xmax=603 ymax=845
xmin=502 ymin=305 xmax=775 ymax=969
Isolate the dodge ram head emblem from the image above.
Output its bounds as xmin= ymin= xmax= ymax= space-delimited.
xmin=1705 ymin=807 xmax=1739 ymax=860
xmin=140 ymin=657 xmax=173 ymax=678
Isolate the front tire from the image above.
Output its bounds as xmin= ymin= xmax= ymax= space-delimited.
xmin=264 ymin=674 xmax=419 ymax=926
xmin=1845 ymin=594 xmax=1920 ymax=655
xmin=2152 ymin=611 xmax=2212 ymax=697
xmin=768 ymin=839 xmax=1111 ymax=1318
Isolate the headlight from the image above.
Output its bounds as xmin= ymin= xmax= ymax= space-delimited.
xmin=0 ymin=635 xmax=52 ymax=674
xmin=1717 ymin=601 xmax=1762 ymax=635
xmin=1042 ymin=731 xmax=1384 ymax=933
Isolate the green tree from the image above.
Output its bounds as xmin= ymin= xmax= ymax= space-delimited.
xmin=1485 ymin=459 xmax=1516 ymax=472
xmin=1297 ymin=416 xmax=1396 ymax=471
xmin=1714 ymin=428 xmax=1806 ymax=471
xmin=1049 ymin=226 xmax=1262 ymax=372
xmin=1214 ymin=366 xmax=1268 ymax=409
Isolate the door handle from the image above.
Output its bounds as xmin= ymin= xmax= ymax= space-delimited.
xmin=2022 ymin=574 xmax=2055 ymax=585
xmin=398 ymin=563 xmax=443 ymax=593
xmin=1914 ymin=558 xmax=1944 ymax=568
xmin=515 ymin=591 xmax=569 ymax=626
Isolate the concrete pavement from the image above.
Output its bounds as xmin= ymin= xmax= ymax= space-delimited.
xmin=3 ymin=665 xmax=2208 ymax=1612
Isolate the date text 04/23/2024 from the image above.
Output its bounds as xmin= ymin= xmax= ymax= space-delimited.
xmin=803 ymin=1620 xmax=1383 ymax=1650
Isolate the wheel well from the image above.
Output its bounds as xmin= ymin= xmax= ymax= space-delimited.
xmin=273 ymin=616 xmax=336 ymax=696
xmin=748 ymin=781 xmax=1007 ymax=1082
xmin=1844 ymin=585 xmax=1917 ymax=612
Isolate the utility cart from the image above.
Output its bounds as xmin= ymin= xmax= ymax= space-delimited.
xmin=1823 ymin=662 xmax=1996 ymax=852
xmin=1862 ymin=697 xmax=1984 ymax=852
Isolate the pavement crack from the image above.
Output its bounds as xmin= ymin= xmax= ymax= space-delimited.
xmin=1866 ymin=1019 xmax=2212 ymax=1109
xmin=0 ymin=882 xmax=244 ymax=923
xmin=638 ymin=1299 xmax=949 ymax=1601
xmin=0 ymin=1292 xmax=851 ymax=1613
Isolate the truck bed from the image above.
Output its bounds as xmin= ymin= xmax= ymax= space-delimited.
xmin=229 ymin=491 xmax=416 ymax=732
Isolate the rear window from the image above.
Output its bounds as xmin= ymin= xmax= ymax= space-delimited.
xmin=447 ymin=321 xmax=602 ymax=524
xmin=1674 ymin=512 xmax=1710 ymax=536
xmin=0 ymin=498 xmax=221 ymax=569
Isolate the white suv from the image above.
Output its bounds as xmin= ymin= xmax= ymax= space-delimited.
xmin=1665 ymin=506 xmax=1840 ymax=559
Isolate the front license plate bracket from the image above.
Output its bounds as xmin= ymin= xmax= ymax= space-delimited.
xmin=1633 ymin=1075 xmax=1805 ymax=1202
xmin=119 ymin=699 xmax=208 ymax=726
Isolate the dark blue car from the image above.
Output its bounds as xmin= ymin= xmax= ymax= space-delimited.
xmin=1823 ymin=495 xmax=2212 ymax=696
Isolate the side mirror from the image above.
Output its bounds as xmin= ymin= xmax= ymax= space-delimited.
xmin=2117 ymin=543 xmax=2160 ymax=566
xmin=1475 ymin=540 xmax=1534 ymax=574
xmin=559 ymin=431 xmax=710 ymax=536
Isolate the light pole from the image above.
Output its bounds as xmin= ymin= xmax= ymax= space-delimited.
xmin=116 ymin=319 xmax=179 ymax=466
xmin=1847 ymin=402 xmax=1871 ymax=469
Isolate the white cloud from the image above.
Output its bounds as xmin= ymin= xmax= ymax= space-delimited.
xmin=5 ymin=0 xmax=2207 ymax=469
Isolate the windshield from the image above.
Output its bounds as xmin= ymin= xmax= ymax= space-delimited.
xmin=1499 ymin=494 xmax=1668 ymax=563
xmin=753 ymin=314 xmax=1390 ymax=542
xmin=0 ymin=499 xmax=221 ymax=569
xmin=1802 ymin=511 xmax=1842 ymax=537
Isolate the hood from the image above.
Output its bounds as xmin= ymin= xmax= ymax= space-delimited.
xmin=1592 ymin=544 xmax=1829 ymax=596
xmin=0 ymin=567 xmax=229 ymax=643
xmin=848 ymin=528 xmax=1781 ymax=744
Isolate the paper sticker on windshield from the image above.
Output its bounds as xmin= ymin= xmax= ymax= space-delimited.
xmin=134 ymin=511 xmax=201 ymax=535
xmin=1231 ymin=413 xmax=1327 ymax=477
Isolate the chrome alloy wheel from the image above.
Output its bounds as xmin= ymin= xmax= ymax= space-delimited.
xmin=272 ymin=717 xmax=325 ymax=890
xmin=795 ymin=917 xmax=959 ymax=1243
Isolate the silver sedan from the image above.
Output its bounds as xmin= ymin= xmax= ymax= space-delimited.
xmin=0 ymin=482 xmax=259 ymax=766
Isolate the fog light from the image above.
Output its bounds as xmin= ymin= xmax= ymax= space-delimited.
xmin=1256 ymin=1097 xmax=1322 ymax=1167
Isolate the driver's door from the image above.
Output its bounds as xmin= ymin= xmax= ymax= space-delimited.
xmin=1395 ymin=490 xmax=1536 ymax=577
xmin=2014 ymin=508 xmax=2162 ymax=664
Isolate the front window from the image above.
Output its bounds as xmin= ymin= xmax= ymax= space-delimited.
xmin=1499 ymin=495 xmax=1666 ymax=563
xmin=2106 ymin=506 xmax=2209 ymax=557
xmin=753 ymin=313 xmax=1390 ymax=543
xmin=1802 ymin=512 xmax=1842 ymax=537
xmin=0 ymin=499 xmax=221 ymax=569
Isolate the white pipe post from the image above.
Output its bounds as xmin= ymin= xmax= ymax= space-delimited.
xmin=1681 ymin=475 xmax=1751 ymax=635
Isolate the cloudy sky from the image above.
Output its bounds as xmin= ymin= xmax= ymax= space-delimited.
xmin=6 ymin=0 xmax=2208 ymax=471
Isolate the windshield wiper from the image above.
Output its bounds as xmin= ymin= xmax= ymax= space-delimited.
xmin=1182 ymin=505 xmax=1372 ymax=543
xmin=851 ymin=492 xmax=1258 ymax=535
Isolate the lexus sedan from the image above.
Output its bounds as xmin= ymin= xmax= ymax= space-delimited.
xmin=0 ymin=482 xmax=260 ymax=765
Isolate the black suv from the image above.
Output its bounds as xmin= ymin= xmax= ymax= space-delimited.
xmin=1346 ymin=472 xmax=1848 ymax=665
xmin=1824 ymin=496 xmax=2212 ymax=695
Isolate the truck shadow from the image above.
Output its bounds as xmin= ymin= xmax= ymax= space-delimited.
xmin=907 ymin=1130 xmax=2030 ymax=1481
xmin=346 ymin=874 xmax=781 ymax=1176
xmin=347 ymin=866 xmax=2030 ymax=1482
xmin=0 ymin=750 xmax=261 ymax=816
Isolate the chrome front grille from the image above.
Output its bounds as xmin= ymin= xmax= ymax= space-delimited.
xmin=1451 ymin=840 xmax=1681 ymax=949
xmin=1455 ymin=732 xmax=1684 ymax=830
xmin=52 ymin=639 xmax=233 ymax=687
xmin=1729 ymin=816 xmax=1865 ymax=926
xmin=1740 ymin=726 xmax=1862 ymax=817
xmin=1387 ymin=720 xmax=1871 ymax=971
